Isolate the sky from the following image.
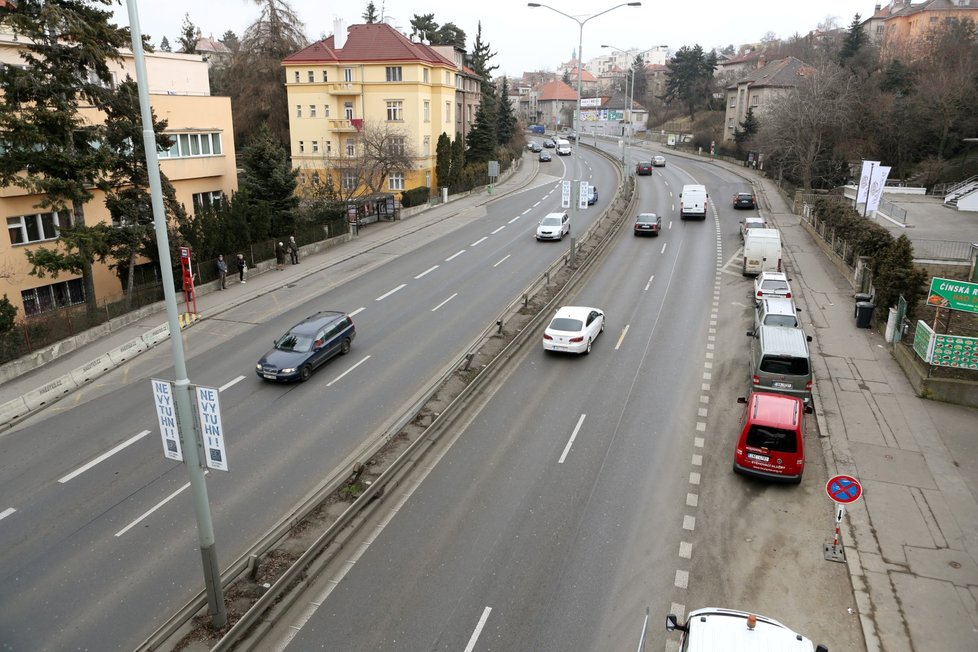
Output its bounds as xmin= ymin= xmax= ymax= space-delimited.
xmin=113 ymin=0 xmax=869 ymax=76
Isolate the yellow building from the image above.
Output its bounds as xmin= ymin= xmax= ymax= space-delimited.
xmin=0 ymin=33 xmax=237 ymax=318
xmin=867 ymin=0 xmax=978 ymax=59
xmin=283 ymin=21 xmax=458 ymax=198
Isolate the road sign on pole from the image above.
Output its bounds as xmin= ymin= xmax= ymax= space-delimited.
xmin=824 ymin=474 xmax=862 ymax=563
xmin=195 ymin=385 xmax=228 ymax=472
xmin=152 ymin=379 xmax=183 ymax=461
xmin=561 ymin=180 xmax=571 ymax=208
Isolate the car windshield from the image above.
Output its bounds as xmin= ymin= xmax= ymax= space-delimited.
xmin=760 ymin=355 xmax=809 ymax=376
xmin=549 ymin=317 xmax=583 ymax=332
xmin=763 ymin=314 xmax=799 ymax=327
xmin=745 ymin=425 xmax=798 ymax=452
xmin=541 ymin=217 xmax=562 ymax=226
xmin=275 ymin=332 xmax=314 ymax=353
xmin=761 ymin=280 xmax=789 ymax=292
xmin=745 ymin=222 xmax=763 ymax=229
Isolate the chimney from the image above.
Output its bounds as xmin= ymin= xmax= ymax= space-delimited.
xmin=333 ymin=18 xmax=347 ymax=49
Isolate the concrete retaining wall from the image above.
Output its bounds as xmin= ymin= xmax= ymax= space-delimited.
xmin=893 ymin=342 xmax=978 ymax=409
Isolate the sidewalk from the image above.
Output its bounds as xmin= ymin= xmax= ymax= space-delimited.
xmin=728 ymin=160 xmax=978 ymax=652
xmin=0 ymin=155 xmax=540 ymax=415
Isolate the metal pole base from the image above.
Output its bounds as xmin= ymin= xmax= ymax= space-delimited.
xmin=823 ymin=541 xmax=847 ymax=563
xmin=201 ymin=543 xmax=228 ymax=628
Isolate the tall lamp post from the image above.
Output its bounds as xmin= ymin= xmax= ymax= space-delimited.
xmin=601 ymin=44 xmax=635 ymax=174
xmin=528 ymin=2 xmax=641 ymax=267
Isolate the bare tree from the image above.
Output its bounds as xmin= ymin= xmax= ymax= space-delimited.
xmin=356 ymin=121 xmax=414 ymax=194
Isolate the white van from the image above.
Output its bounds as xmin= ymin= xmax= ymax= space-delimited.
xmin=555 ymin=138 xmax=571 ymax=156
xmin=742 ymin=228 xmax=782 ymax=276
xmin=667 ymin=608 xmax=828 ymax=652
xmin=679 ymin=184 xmax=708 ymax=219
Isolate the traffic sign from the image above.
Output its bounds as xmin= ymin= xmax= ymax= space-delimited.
xmin=826 ymin=474 xmax=862 ymax=504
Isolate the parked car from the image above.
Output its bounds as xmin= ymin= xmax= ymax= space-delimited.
xmin=256 ymin=311 xmax=356 ymax=382
xmin=754 ymin=297 xmax=801 ymax=331
xmin=652 ymin=155 xmax=666 ymax=167
xmin=739 ymin=216 xmax=768 ymax=240
xmin=539 ymin=151 xmax=552 ymax=162
xmin=634 ymin=212 xmax=661 ymax=236
xmin=733 ymin=192 xmax=756 ymax=209
xmin=587 ymin=185 xmax=598 ymax=205
xmin=753 ymin=271 xmax=792 ymax=301
xmin=542 ymin=306 xmax=605 ymax=355
xmin=535 ymin=211 xmax=569 ymax=240
xmin=635 ymin=161 xmax=653 ymax=175
xmin=734 ymin=391 xmax=812 ymax=484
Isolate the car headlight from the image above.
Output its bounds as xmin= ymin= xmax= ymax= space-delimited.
xmin=255 ymin=363 xmax=262 ymax=371
xmin=281 ymin=367 xmax=296 ymax=374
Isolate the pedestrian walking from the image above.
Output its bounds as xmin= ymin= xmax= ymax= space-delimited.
xmin=216 ymin=254 xmax=227 ymax=289
xmin=236 ymin=253 xmax=247 ymax=283
xmin=275 ymin=241 xmax=287 ymax=270
xmin=288 ymin=235 xmax=299 ymax=264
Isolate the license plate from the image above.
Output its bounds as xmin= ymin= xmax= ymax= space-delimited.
xmin=747 ymin=452 xmax=769 ymax=462
xmin=772 ymin=381 xmax=792 ymax=389
xmin=263 ymin=373 xmax=277 ymax=380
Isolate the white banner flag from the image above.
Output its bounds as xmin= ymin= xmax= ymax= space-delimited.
xmin=866 ymin=165 xmax=891 ymax=212
xmin=857 ymin=160 xmax=880 ymax=205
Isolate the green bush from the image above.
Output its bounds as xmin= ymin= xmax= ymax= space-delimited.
xmin=400 ymin=186 xmax=431 ymax=208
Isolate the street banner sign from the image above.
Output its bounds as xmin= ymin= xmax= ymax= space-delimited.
xmin=561 ymin=180 xmax=571 ymax=208
xmin=151 ymin=379 xmax=183 ymax=461
xmin=195 ymin=385 xmax=228 ymax=472
xmin=579 ymin=182 xmax=589 ymax=209
xmin=826 ymin=474 xmax=862 ymax=504
xmin=927 ymin=277 xmax=978 ymax=314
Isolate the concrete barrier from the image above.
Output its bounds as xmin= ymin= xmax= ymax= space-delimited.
xmin=69 ymin=354 xmax=114 ymax=386
xmin=0 ymin=396 xmax=30 ymax=427
xmin=141 ymin=323 xmax=170 ymax=347
xmin=21 ymin=375 xmax=78 ymax=411
xmin=107 ymin=337 xmax=148 ymax=365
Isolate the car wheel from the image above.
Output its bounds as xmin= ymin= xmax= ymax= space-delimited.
xmin=340 ymin=338 xmax=351 ymax=355
xmin=299 ymin=365 xmax=312 ymax=382
xmin=584 ymin=338 xmax=592 ymax=354
xmin=599 ymin=320 xmax=605 ymax=333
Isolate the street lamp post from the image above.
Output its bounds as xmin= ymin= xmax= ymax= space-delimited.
xmin=601 ymin=45 xmax=636 ymax=175
xmin=528 ymin=2 xmax=641 ymax=267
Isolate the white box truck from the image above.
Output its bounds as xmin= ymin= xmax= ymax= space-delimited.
xmin=742 ymin=228 xmax=782 ymax=276
xmin=679 ymin=184 xmax=708 ymax=219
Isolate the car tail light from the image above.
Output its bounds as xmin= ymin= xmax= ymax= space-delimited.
xmin=756 ymin=290 xmax=763 ymax=298
xmin=752 ymin=374 xmax=760 ymax=386
xmin=785 ymin=291 xmax=792 ymax=298
xmin=805 ymin=380 xmax=812 ymax=391
xmin=569 ymin=336 xmax=584 ymax=343
xmin=543 ymin=334 xmax=553 ymax=341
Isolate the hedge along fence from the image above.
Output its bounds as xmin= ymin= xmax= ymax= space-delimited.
xmin=400 ymin=186 xmax=431 ymax=208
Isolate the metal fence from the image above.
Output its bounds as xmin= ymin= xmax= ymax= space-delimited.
xmin=911 ymin=239 xmax=976 ymax=261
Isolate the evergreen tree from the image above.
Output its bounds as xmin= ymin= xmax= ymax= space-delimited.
xmin=468 ymin=21 xmax=498 ymax=92
xmin=409 ymin=13 xmax=437 ymax=42
xmin=432 ymin=23 xmax=466 ymax=49
xmin=0 ymin=295 xmax=17 ymax=334
xmin=160 ymin=36 xmax=172 ymax=52
xmin=178 ymin=13 xmax=199 ymax=54
xmin=435 ymin=133 xmax=452 ymax=189
xmin=733 ymin=107 xmax=759 ymax=153
xmin=237 ymin=124 xmax=300 ymax=239
xmin=496 ymin=77 xmax=516 ymax=147
xmin=662 ymin=45 xmax=717 ymax=119
xmin=0 ymin=0 xmax=130 ymax=317
xmin=466 ymin=91 xmax=498 ymax=163
xmin=630 ymin=54 xmax=647 ymax=105
xmin=872 ymin=235 xmax=928 ymax=321
xmin=362 ymin=1 xmax=379 ymax=23
xmin=450 ymin=137 xmax=466 ymax=192
xmin=837 ymin=14 xmax=867 ymax=67
xmin=562 ymin=70 xmax=571 ymax=85
xmin=219 ymin=30 xmax=240 ymax=53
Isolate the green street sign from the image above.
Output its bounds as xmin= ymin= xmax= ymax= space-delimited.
xmin=927 ymin=277 xmax=978 ymax=314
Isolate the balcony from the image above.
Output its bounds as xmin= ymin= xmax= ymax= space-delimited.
xmin=327 ymin=82 xmax=362 ymax=95
xmin=329 ymin=119 xmax=361 ymax=132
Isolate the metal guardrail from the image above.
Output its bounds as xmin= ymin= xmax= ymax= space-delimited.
xmin=911 ymin=239 xmax=976 ymax=261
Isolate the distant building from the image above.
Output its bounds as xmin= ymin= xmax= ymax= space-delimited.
xmin=863 ymin=0 xmax=978 ymax=59
xmin=431 ymin=44 xmax=483 ymax=143
xmin=580 ymin=93 xmax=648 ymax=138
xmin=723 ymin=56 xmax=815 ymax=143
xmin=533 ymin=80 xmax=578 ymax=131
xmin=195 ymin=34 xmax=232 ymax=68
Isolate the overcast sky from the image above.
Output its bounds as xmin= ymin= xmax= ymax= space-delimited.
xmin=115 ymin=0 xmax=870 ymax=75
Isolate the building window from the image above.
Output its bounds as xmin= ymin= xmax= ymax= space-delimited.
xmin=323 ymin=104 xmax=330 ymax=117
xmin=7 ymin=211 xmax=66 ymax=245
xmin=467 ymin=104 xmax=472 ymax=122
xmin=385 ymin=66 xmax=403 ymax=82
xmin=445 ymin=71 xmax=450 ymax=85
xmin=192 ymin=191 xmax=224 ymax=213
xmin=344 ymin=67 xmax=353 ymax=82
xmin=296 ymin=105 xmax=302 ymax=118
xmin=388 ymin=173 xmax=405 ymax=190
xmin=423 ymin=135 xmax=430 ymax=157
xmin=457 ymin=102 xmax=461 ymax=122
xmin=423 ymin=100 xmax=430 ymax=122
xmin=322 ymin=70 xmax=329 ymax=82
xmin=293 ymin=71 xmax=300 ymax=83
xmin=310 ymin=105 xmax=317 ymax=118
xmin=425 ymin=171 xmax=431 ymax=187
xmin=423 ymin=68 xmax=429 ymax=83
xmin=386 ymin=100 xmax=403 ymax=121
xmin=312 ymin=140 xmax=319 ymax=153
xmin=346 ymin=138 xmax=356 ymax=157
xmin=342 ymin=171 xmax=357 ymax=189
xmin=391 ymin=137 xmax=406 ymax=155
xmin=21 ymin=278 xmax=85 ymax=317
xmin=751 ymin=95 xmax=759 ymax=106
xmin=445 ymin=101 xmax=451 ymax=122
xmin=344 ymin=101 xmax=354 ymax=120
xmin=299 ymin=141 xmax=305 ymax=153
xmin=307 ymin=70 xmax=314 ymax=83
xmin=325 ymin=140 xmax=332 ymax=154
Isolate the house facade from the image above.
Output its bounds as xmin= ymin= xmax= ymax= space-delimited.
xmin=282 ymin=21 xmax=457 ymax=199
xmin=431 ymin=45 xmax=482 ymax=143
xmin=0 ymin=33 xmax=237 ymax=318
xmin=532 ymin=80 xmax=579 ymax=131
xmin=864 ymin=0 xmax=978 ymax=58
xmin=722 ymin=56 xmax=814 ymax=143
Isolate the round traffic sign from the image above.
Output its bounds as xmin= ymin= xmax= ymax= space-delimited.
xmin=826 ymin=474 xmax=862 ymax=504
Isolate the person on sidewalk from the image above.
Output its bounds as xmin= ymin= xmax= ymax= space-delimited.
xmin=216 ymin=254 xmax=228 ymax=290
xmin=236 ymin=253 xmax=247 ymax=283
xmin=288 ymin=235 xmax=299 ymax=264
xmin=275 ymin=242 xmax=287 ymax=270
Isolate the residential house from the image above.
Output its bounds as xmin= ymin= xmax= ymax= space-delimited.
xmin=534 ymin=80 xmax=579 ymax=131
xmin=863 ymin=0 xmax=978 ymax=58
xmin=282 ymin=21 xmax=457 ymax=198
xmin=0 ymin=32 xmax=237 ymax=318
xmin=723 ymin=56 xmax=815 ymax=143
xmin=431 ymin=44 xmax=482 ymax=143
xmin=580 ymin=93 xmax=648 ymax=138
xmin=195 ymin=34 xmax=232 ymax=68
xmin=643 ymin=63 xmax=669 ymax=101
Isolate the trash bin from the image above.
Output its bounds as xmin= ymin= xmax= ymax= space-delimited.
xmin=854 ymin=293 xmax=872 ymax=317
xmin=855 ymin=301 xmax=875 ymax=328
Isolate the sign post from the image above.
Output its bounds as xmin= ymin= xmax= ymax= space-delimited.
xmin=824 ymin=474 xmax=862 ymax=562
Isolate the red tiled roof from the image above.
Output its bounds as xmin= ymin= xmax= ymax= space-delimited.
xmin=283 ymin=23 xmax=454 ymax=67
xmin=537 ymin=80 xmax=579 ymax=101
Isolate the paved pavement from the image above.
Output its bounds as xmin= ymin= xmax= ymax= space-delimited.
xmin=4 ymin=142 xmax=977 ymax=651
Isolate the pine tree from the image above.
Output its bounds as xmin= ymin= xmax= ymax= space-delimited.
xmin=733 ymin=107 xmax=759 ymax=152
xmin=838 ymin=14 xmax=867 ymax=67
xmin=178 ymin=13 xmax=199 ymax=54
xmin=237 ymin=124 xmax=300 ymax=239
xmin=362 ymin=1 xmax=379 ymax=23
xmin=435 ymin=133 xmax=452 ymax=189
xmin=468 ymin=21 xmax=498 ymax=92
xmin=496 ymin=77 xmax=516 ymax=147
xmin=450 ymin=138 xmax=466 ymax=192
xmin=466 ymin=91 xmax=498 ymax=163
xmin=160 ymin=36 xmax=172 ymax=52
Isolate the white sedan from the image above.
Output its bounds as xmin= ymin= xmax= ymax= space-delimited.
xmin=753 ymin=271 xmax=793 ymax=301
xmin=542 ymin=306 xmax=605 ymax=354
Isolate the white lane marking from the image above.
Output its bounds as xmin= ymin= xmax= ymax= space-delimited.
xmin=415 ymin=265 xmax=439 ymax=279
xmin=470 ymin=236 xmax=488 ymax=246
xmin=491 ymin=225 xmax=506 ymax=235
xmin=521 ymin=207 xmax=533 ymax=215
xmin=349 ymin=307 xmax=366 ymax=318
xmin=219 ymin=376 xmax=245 ymax=392
xmin=644 ymin=274 xmax=655 ymax=292
xmin=432 ymin=293 xmax=458 ymax=312
xmin=0 ymin=508 xmax=15 ymax=521
xmin=661 ymin=242 xmax=668 ymax=254
xmin=558 ymin=414 xmax=587 ymax=464
xmin=326 ymin=355 xmax=371 ymax=387
xmin=115 ymin=481 xmax=192 ymax=537
xmin=375 ymin=284 xmax=406 ymax=301
xmin=508 ymin=215 xmax=522 ymax=223
xmin=615 ymin=324 xmax=629 ymax=350
xmin=59 ymin=430 xmax=151 ymax=484
xmin=493 ymin=254 xmax=511 ymax=268
xmin=446 ymin=250 xmax=466 ymax=261
xmin=463 ymin=606 xmax=493 ymax=652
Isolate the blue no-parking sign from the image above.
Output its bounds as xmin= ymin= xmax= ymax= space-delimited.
xmin=826 ymin=474 xmax=862 ymax=504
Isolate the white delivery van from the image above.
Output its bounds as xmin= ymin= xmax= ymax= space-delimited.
xmin=679 ymin=184 xmax=708 ymax=219
xmin=667 ymin=608 xmax=828 ymax=652
xmin=742 ymin=228 xmax=782 ymax=276
xmin=555 ymin=138 xmax=571 ymax=156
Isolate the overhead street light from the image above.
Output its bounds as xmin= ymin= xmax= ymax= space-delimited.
xmin=602 ymin=44 xmax=636 ymax=174
xmin=528 ymin=2 xmax=642 ymax=267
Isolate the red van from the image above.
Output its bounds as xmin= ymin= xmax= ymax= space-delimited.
xmin=734 ymin=392 xmax=810 ymax=484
